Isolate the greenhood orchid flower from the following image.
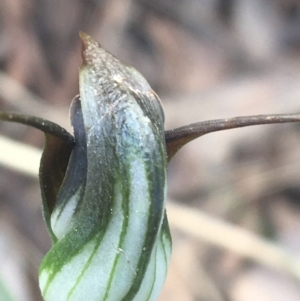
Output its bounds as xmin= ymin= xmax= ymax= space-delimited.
xmin=39 ymin=32 xmax=171 ymax=301
xmin=1 ymin=32 xmax=300 ymax=301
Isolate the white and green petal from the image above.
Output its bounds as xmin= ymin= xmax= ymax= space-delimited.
xmin=39 ymin=33 xmax=172 ymax=301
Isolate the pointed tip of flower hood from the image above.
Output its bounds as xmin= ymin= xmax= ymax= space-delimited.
xmin=79 ymin=31 xmax=106 ymax=66
xmin=79 ymin=31 xmax=90 ymax=65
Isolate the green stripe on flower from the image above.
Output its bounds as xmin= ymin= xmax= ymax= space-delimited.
xmin=39 ymin=33 xmax=172 ymax=301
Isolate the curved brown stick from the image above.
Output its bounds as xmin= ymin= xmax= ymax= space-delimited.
xmin=0 ymin=111 xmax=74 ymax=144
xmin=0 ymin=109 xmax=75 ymax=240
xmin=165 ymin=113 xmax=300 ymax=161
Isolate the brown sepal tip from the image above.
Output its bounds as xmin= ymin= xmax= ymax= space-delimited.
xmin=79 ymin=31 xmax=94 ymax=65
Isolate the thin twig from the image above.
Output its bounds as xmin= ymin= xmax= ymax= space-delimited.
xmin=165 ymin=113 xmax=300 ymax=160
xmin=0 ymin=111 xmax=74 ymax=144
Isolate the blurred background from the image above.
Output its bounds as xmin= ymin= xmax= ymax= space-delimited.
xmin=1 ymin=0 xmax=300 ymax=300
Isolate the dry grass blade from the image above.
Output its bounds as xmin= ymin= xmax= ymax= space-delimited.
xmin=168 ymin=202 xmax=300 ymax=281
xmin=0 ymin=135 xmax=41 ymax=177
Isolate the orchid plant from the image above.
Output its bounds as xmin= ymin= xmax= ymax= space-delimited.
xmin=1 ymin=33 xmax=300 ymax=301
